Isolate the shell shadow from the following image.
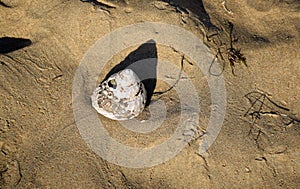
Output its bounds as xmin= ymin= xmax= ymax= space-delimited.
xmin=103 ymin=39 xmax=158 ymax=106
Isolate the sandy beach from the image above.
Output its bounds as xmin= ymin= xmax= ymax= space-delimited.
xmin=1 ymin=0 xmax=299 ymax=188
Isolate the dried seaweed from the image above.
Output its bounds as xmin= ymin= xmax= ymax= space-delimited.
xmin=244 ymin=90 xmax=300 ymax=127
xmin=208 ymin=21 xmax=247 ymax=76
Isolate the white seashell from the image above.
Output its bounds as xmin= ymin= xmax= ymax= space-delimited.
xmin=91 ymin=69 xmax=147 ymax=120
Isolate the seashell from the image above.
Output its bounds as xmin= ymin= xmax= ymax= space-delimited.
xmin=91 ymin=69 xmax=147 ymax=120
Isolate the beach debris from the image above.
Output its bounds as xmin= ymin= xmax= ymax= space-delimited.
xmin=80 ymin=0 xmax=117 ymax=15
xmin=151 ymin=1 xmax=174 ymax=11
xmin=95 ymin=0 xmax=118 ymax=8
xmin=209 ymin=21 xmax=247 ymax=76
xmin=80 ymin=0 xmax=118 ymax=8
xmin=244 ymin=90 xmax=300 ymax=127
xmin=91 ymin=69 xmax=147 ymax=120
xmin=222 ymin=0 xmax=233 ymax=14
xmin=224 ymin=21 xmax=247 ymax=75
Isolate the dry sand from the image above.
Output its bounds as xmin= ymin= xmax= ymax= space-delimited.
xmin=0 ymin=0 xmax=299 ymax=188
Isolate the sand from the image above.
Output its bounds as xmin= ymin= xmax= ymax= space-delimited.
xmin=1 ymin=0 xmax=299 ymax=188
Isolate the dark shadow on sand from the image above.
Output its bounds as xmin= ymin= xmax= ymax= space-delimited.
xmin=0 ymin=37 xmax=32 ymax=54
xmin=163 ymin=0 xmax=217 ymax=30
